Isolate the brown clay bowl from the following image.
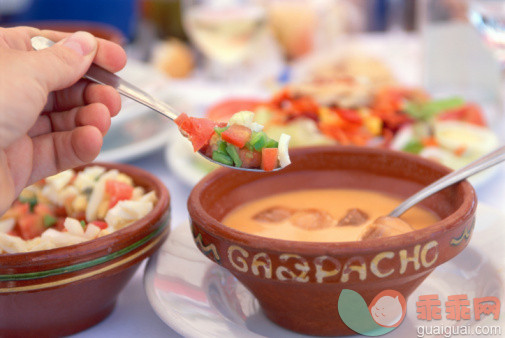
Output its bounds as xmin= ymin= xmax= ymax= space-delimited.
xmin=0 ymin=163 xmax=170 ymax=337
xmin=188 ymin=146 xmax=477 ymax=336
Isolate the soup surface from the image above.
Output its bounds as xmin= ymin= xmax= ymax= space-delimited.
xmin=222 ymin=189 xmax=439 ymax=242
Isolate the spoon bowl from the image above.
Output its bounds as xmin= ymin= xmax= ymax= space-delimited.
xmin=30 ymin=36 xmax=282 ymax=173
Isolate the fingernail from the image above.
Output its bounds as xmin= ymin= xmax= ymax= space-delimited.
xmin=62 ymin=31 xmax=95 ymax=55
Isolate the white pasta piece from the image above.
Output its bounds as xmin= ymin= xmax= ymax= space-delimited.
xmin=84 ymin=224 xmax=101 ymax=239
xmin=131 ymin=187 xmax=145 ymax=200
xmin=59 ymin=186 xmax=79 ymax=204
xmin=105 ymin=200 xmax=153 ymax=230
xmin=72 ymin=194 xmax=88 ymax=212
xmin=116 ymin=173 xmax=134 ymax=186
xmin=0 ymin=233 xmax=28 ymax=253
xmin=98 ymin=229 xmax=111 ymax=237
xmin=41 ymin=173 xmax=78 ymax=205
xmin=45 ymin=170 xmax=75 ymax=191
xmin=139 ymin=191 xmax=157 ymax=204
xmin=27 ymin=238 xmax=56 ymax=252
xmin=0 ymin=218 xmax=15 ymax=233
xmin=64 ymin=218 xmax=85 ymax=236
xmin=277 ymin=133 xmax=291 ymax=168
xmin=41 ymin=229 xmax=86 ymax=246
xmin=73 ymin=166 xmax=106 ymax=192
xmin=86 ymin=169 xmax=119 ymax=222
xmin=41 ymin=185 xmax=61 ymax=205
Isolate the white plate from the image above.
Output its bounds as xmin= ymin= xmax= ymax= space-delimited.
xmin=144 ymin=204 xmax=505 ymax=338
xmin=165 ymin=136 xmax=216 ymax=187
xmin=165 ymin=136 xmax=499 ymax=188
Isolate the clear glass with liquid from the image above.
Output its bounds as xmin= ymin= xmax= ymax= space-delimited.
xmin=420 ymin=0 xmax=504 ymax=134
xmin=182 ymin=0 xmax=266 ymax=79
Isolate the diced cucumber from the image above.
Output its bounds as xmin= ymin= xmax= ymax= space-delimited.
xmin=226 ymin=144 xmax=243 ymax=167
xmin=214 ymin=126 xmax=229 ymax=136
xmin=217 ymin=140 xmax=227 ymax=153
xmin=212 ymin=151 xmax=234 ymax=166
xmin=43 ymin=214 xmax=57 ymax=228
xmin=264 ymin=138 xmax=278 ymax=148
xmin=402 ymin=140 xmax=424 ymax=154
xmin=250 ymin=132 xmax=267 ymax=151
xmin=244 ymin=142 xmax=254 ymax=151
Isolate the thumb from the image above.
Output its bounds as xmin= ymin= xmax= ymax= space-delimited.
xmin=29 ymin=31 xmax=97 ymax=92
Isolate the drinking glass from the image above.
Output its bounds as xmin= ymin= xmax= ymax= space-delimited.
xmin=181 ymin=0 xmax=267 ymax=80
xmin=468 ymin=0 xmax=505 ymax=132
xmin=468 ymin=0 xmax=505 ymax=68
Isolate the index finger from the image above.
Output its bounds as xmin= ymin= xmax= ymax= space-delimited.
xmin=1 ymin=26 xmax=127 ymax=73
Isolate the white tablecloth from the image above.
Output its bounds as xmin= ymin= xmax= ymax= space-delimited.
xmin=70 ymin=147 xmax=505 ymax=338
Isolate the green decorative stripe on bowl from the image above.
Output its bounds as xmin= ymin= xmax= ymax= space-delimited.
xmin=0 ymin=221 xmax=168 ymax=282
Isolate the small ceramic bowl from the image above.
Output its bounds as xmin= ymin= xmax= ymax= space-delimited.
xmin=188 ymin=146 xmax=477 ymax=336
xmin=0 ymin=163 xmax=170 ymax=337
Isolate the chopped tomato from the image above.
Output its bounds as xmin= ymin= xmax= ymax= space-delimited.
xmin=53 ymin=206 xmax=67 ymax=217
xmin=105 ymin=180 xmax=133 ymax=208
xmin=334 ymin=109 xmax=362 ymax=124
xmin=34 ymin=204 xmax=52 ymax=216
xmin=437 ymin=103 xmax=486 ymax=126
xmin=238 ymin=148 xmax=261 ymax=168
xmin=175 ymin=113 xmax=217 ymax=151
xmin=221 ymin=125 xmax=252 ymax=148
xmin=2 ymin=202 xmax=29 ymax=220
xmin=206 ymin=99 xmax=262 ymax=122
xmin=422 ymin=136 xmax=438 ymax=147
xmin=269 ymin=89 xmax=319 ymax=121
xmin=91 ymin=221 xmax=108 ymax=230
xmin=54 ymin=218 xmax=66 ymax=231
xmin=18 ymin=214 xmax=45 ymax=240
xmin=261 ymin=148 xmax=278 ymax=171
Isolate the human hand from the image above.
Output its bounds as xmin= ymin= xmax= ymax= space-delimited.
xmin=0 ymin=26 xmax=127 ymax=214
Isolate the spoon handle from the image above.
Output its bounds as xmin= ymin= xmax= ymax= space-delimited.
xmin=389 ymin=146 xmax=505 ymax=217
xmin=30 ymin=36 xmax=179 ymax=121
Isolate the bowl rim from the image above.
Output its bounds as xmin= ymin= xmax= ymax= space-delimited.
xmin=0 ymin=162 xmax=170 ymax=264
xmin=188 ymin=146 xmax=477 ymax=255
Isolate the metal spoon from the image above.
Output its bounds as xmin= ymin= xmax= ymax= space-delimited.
xmin=30 ymin=36 xmax=282 ymax=172
xmin=389 ymin=146 xmax=505 ymax=217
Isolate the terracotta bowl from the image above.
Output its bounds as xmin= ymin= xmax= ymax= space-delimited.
xmin=188 ymin=146 xmax=477 ymax=336
xmin=0 ymin=163 xmax=170 ymax=337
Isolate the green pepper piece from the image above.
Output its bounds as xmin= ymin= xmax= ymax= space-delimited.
xmin=250 ymin=132 xmax=267 ymax=151
xmin=226 ymin=144 xmax=243 ymax=167
xmin=244 ymin=141 xmax=254 ymax=151
xmin=265 ymin=138 xmax=279 ymax=148
xmin=80 ymin=220 xmax=87 ymax=229
xmin=214 ymin=126 xmax=229 ymax=136
xmin=19 ymin=196 xmax=38 ymax=212
xmin=402 ymin=140 xmax=424 ymax=154
xmin=217 ymin=140 xmax=228 ymax=154
xmin=43 ymin=215 xmax=57 ymax=228
xmin=212 ymin=151 xmax=234 ymax=166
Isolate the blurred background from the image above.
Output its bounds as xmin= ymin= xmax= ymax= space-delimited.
xmin=0 ymin=0 xmax=503 ymax=179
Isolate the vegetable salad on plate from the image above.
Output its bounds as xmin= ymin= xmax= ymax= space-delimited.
xmin=207 ymin=87 xmax=498 ymax=172
xmin=0 ymin=166 xmax=157 ymax=254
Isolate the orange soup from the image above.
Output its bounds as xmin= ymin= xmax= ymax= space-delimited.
xmin=222 ymin=189 xmax=439 ymax=242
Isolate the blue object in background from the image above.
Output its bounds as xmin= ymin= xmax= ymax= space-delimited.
xmin=2 ymin=0 xmax=138 ymax=41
